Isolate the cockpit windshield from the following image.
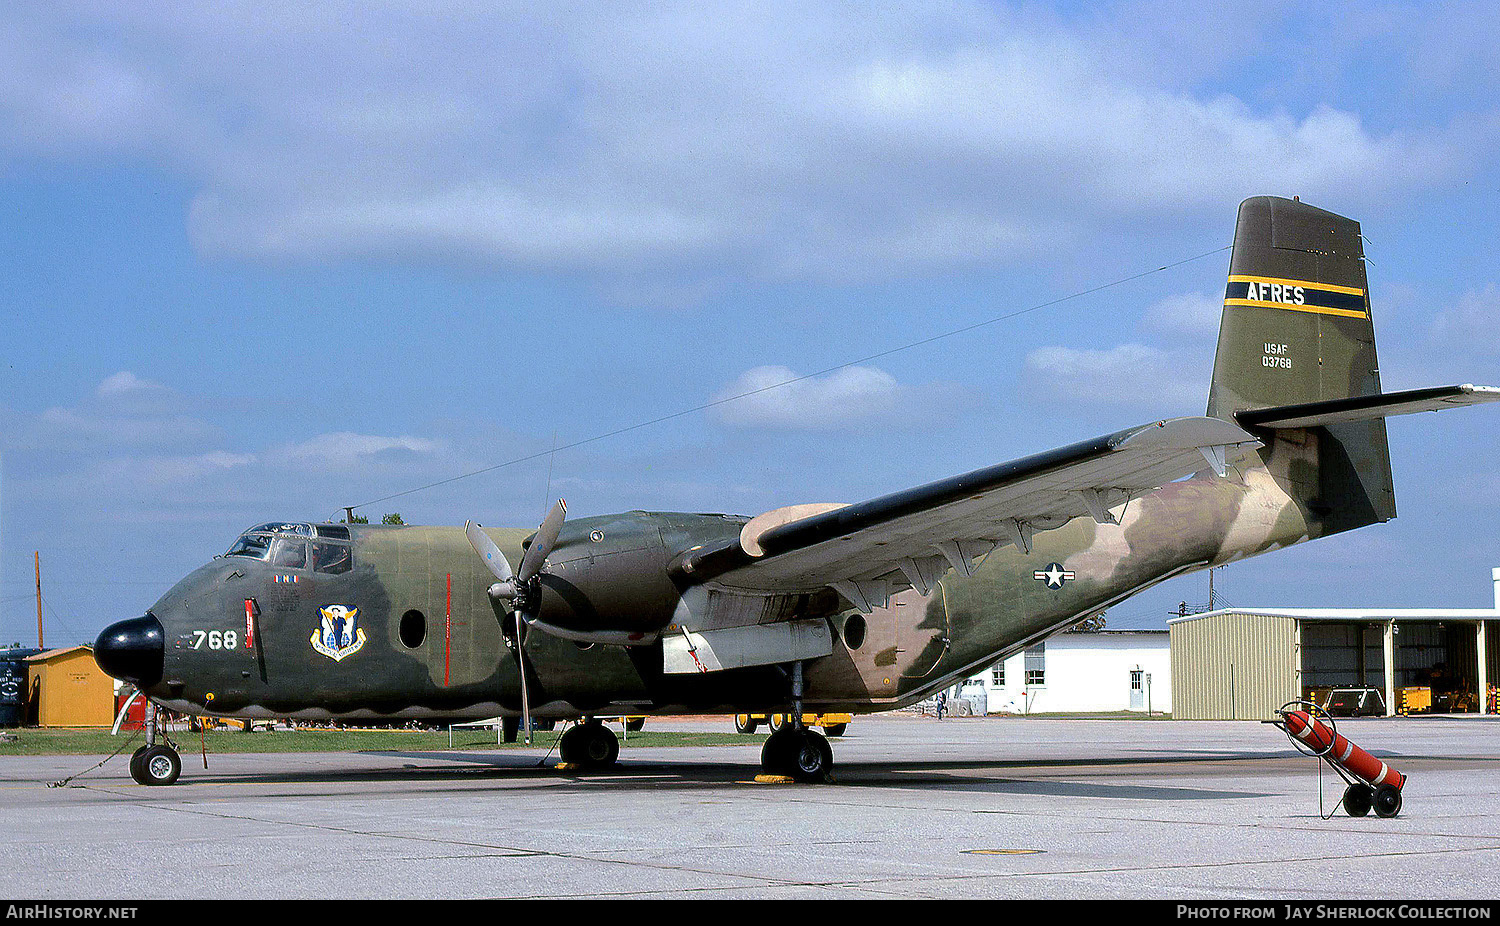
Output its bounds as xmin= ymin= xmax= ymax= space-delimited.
xmin=224 ymin=523 xmax=350 ymax=573
xmin=224 ymin=532 xmax=272 ymax=560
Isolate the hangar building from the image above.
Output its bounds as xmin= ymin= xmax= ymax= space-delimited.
xmin=1170 ymin=568 xmax=1500 ymax=720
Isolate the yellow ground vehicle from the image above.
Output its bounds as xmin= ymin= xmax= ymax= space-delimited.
xmin=734 ymin=713 xmax=850 ymax=737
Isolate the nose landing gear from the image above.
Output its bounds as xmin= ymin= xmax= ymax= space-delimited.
xmin=128 ymin=699 xmax=182 ymax=786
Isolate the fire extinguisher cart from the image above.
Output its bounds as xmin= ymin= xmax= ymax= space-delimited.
xmin=1266 ymin=700 xmax=1406 ymax=819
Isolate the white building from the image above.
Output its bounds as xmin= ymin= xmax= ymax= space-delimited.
xmin=959 ymin=630 xmax=1172 ymax=714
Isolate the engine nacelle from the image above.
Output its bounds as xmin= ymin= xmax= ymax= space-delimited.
xmin=530 ymin=512 xmax=682 ymax=643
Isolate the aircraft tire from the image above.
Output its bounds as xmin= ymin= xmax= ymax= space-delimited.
xmin=584 ymin=725 xmax=619 ymax=768
xmin=734 ymin=714 xmax=759 ymax=734
xmin=558 ymin=723 xmax=585 ymax=763
xmin=1373 ymin=784 xmax=1402 ymax=818
xmin=561 ymin=723 xmax=619 ymax=769
xmin=625 ymin=717 xmax=645 ymax=732
xmin=501 ymin=716 xmax=520 ymax=743
xmin=822 ymin=723 xmax=847 ymax=738
xmin=1343 ymin=784 xmax=1373 ymax=817
xmin=789 ymin=730 xmax=833 ymax=784
xmin=760 ymin=729 xmax=796 ymax=775
xmin=127 ymin=746 xmax=150 ymax=783
xmin=134 ymin=745 xmax=181 ymax=786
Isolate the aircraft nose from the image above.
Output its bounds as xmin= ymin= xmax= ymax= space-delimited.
xmin=94 ymin=614 xmax=165 ymax=687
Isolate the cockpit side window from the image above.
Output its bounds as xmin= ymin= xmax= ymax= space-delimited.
xmin=311 ymin=541 xmax=352 ymax=575
xmin=270 ymin=537 xmax=307 ymax=569
xmin=225 ymin=533 xmax=272 ymax=560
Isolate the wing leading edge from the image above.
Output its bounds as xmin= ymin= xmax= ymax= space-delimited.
xmin=671 ymin=416 xmax=1258 ymax=612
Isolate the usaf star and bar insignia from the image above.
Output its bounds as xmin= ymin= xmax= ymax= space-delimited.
xmin=1032 ymin=563 xmax=1075 ymax=590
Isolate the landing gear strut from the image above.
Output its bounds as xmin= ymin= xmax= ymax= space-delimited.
xmin=559 ymin=719 xmax=619 ymax=769
xmin=758 ymin=660 xmax=834 ymax=783
xmin=130 ymin=700 xmax=182 ymax=786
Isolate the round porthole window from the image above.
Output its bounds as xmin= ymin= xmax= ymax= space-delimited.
xmin=843 ymin=614 xmax=867 ymax=650
xmin=399 ymin=610 xmax=426 ymax=648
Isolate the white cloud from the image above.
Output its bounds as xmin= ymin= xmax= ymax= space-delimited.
xmin=1023 ymin=343 xmax=1208 ymax=409
xmin=96 ymin=371 xmax=160 ymax=397
xmin=272 ymin=432 xmax=440 ymax=469
xmin=1430 ymin=284 xmax=1500 ymax=356
xmin=0 ymin=4 xmax=1473 ymax=283
xmin=1142 ymin=291 xmax=1222 ymax=340
xmin=2 ymin=372 xmax=218 ymax=451
xmin=711 ymin=365 xmax=959 ymax=430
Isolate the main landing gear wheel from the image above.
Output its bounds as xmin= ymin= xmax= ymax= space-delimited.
xmin=761 ymin=728 xmax=833 ymax=783
xmin=131 ymin=745 xmax=181 ymax=786
xmin=1373 ymin=784 xmax=1403 ymax=818
xmin=734 ymin=714 xmax=760 ymax=734
xmin=1342 ymin=783 xmax=1373 ymax=817
xmin=559 ymin=722 xmax=619 ymax=769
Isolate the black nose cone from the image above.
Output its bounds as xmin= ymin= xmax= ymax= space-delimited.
xmin=94 ymin=614 xmax=164 ymax=686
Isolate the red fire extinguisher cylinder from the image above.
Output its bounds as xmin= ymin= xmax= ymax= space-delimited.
xmin=1282 ymin=710 xmax=1405 ymax=791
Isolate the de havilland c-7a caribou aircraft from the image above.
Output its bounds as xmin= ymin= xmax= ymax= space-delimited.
xmin=96 ymin=197 xmax=1499 ymax=785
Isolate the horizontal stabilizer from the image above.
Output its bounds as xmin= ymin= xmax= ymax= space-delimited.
xmin=1236 ymin=384 xmax=1500 ymax=429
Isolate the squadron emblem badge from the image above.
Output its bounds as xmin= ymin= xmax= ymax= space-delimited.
xmin=311 ymin=605 xmax=366 ymax=661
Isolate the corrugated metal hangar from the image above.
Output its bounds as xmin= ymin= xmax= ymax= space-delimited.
xmin=1170 ymin=569 xmax=1500 ymax=719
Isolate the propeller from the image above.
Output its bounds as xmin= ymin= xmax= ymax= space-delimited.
xmin=464 ymin=499 xmax=567 ymax=745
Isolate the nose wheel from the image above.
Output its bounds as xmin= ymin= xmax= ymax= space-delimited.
xmin=129 ymin=744 xmax=181 ymax=786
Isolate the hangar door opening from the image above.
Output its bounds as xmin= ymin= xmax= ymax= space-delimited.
xmin=1396 ymin=621 xmax=1481 ymax=714
xmin=1301 ymin=622 xmax=1386 ymax=716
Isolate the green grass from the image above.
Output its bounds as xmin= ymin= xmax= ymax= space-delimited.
xmin=0 ymin=727 xmax=758 ymax=756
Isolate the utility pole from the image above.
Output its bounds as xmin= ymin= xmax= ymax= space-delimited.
xmin=34 ymin=551 xmax=43 ymax=650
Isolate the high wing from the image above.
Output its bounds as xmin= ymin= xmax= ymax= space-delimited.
xmin=674 ymin=416 xmax=1257 ymax=611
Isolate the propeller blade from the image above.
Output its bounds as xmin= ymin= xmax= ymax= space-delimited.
xmin=517 ymin=498 xmax=566 ymax=583
xmin=464 ymin=520 xmax=514 ymax=583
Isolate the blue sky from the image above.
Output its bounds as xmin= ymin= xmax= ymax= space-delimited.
xmin=3 ymin=1 xmax=1499 ymax=644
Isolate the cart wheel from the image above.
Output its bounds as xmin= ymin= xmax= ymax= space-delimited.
xmin=1373 ymin=784 xmax=1402 ymax=818
xmin=1342 ymin=784 xmax=1373 ymax=817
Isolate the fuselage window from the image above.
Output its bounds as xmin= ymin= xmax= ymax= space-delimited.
xmin=311 ymin=541 xmax=352 ymax=575
xmin=399 ymin=610 xmax=426 ymax=648
xmin=270 ymin=538 xmax=307 ymax=569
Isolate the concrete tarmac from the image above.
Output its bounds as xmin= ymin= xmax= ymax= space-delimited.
xmin=6 ymin=714 xmax=1500 ymax=900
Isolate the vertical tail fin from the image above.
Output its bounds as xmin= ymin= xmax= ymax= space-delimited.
xmin=1208 ymin=196 xmax=1395 ymax=529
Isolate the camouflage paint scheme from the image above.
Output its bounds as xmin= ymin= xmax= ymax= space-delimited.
xmin=131 ymin=197 xmax=1427 ymax=723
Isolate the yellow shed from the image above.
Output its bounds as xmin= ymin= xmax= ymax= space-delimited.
xmin=25 ymin=647 xmax=115 ymax=727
